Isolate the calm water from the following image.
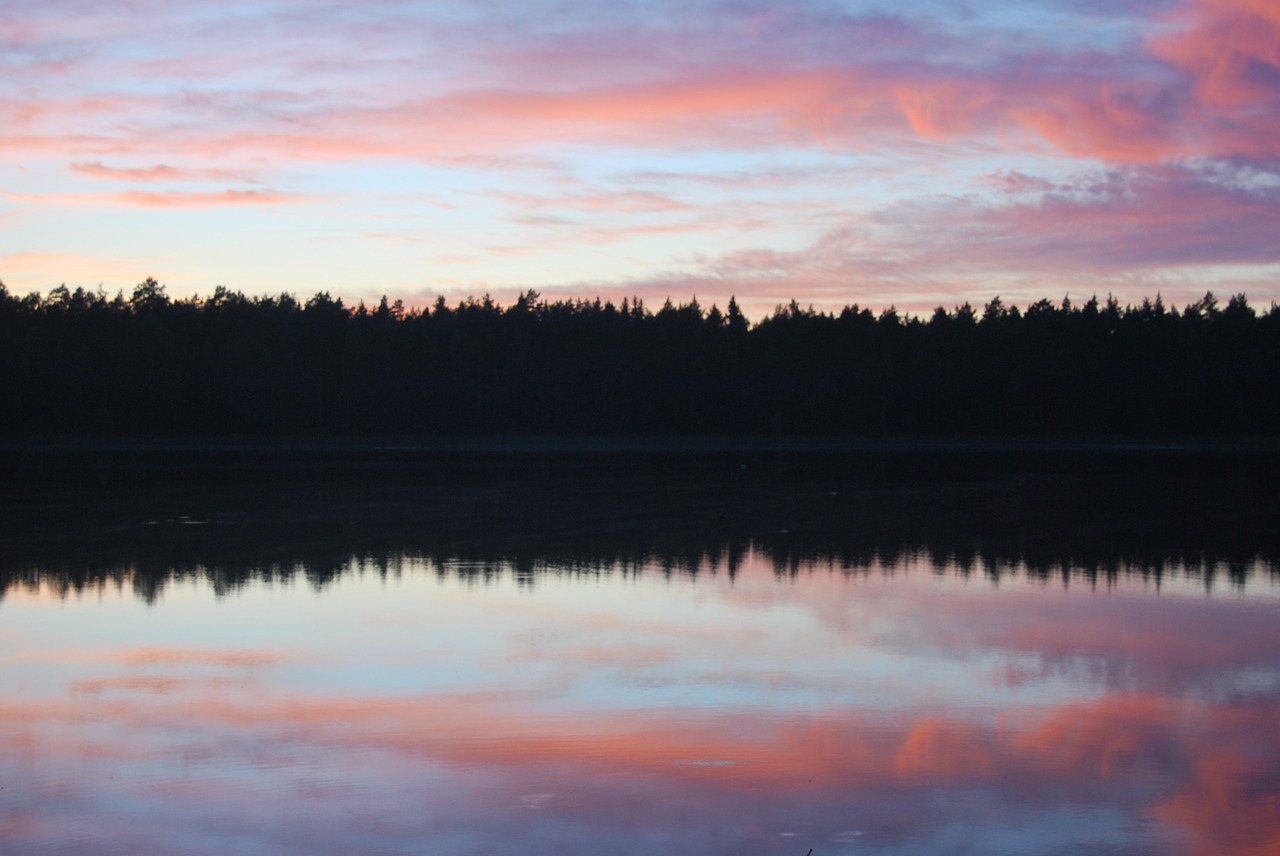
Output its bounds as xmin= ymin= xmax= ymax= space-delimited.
xmin=3 ymin=550 xmax=1278 ymax=856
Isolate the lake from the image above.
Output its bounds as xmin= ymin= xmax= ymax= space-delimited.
xmin=2 ymin=448 xmax=1278 ymax=855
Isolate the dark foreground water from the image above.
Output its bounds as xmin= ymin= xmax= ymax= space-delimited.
xmin=2 ymin=449 xmax=1279 ymax=855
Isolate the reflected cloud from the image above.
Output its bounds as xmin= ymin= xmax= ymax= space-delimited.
xmin=2 ymin=473 xmax=1278 ymax=855
xmin=117 ymin=647 xmax=282 ymax=669
xmin=4 ymin=646 xmax=283 ymax=670
xmin=3 ymin=676 xmax=1274 ymax=854
xmin=70 ymin=676 xmax=190 ymax=694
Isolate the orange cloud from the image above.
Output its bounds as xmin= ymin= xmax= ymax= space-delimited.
xmin=896 ymin=82 xmax=996 ymax=140
xmin=439 ymin=69 xmax=851 ymax=127
xmin=1148 ymin=0 xmax=1280 ymax=158
xmin=1157 ymin=0 xmax=1280 ymax=102
xmin=0 ymin=251 xmax=157 ymax=294
xmin=1014 ymin=84 xmax=1186 ymax=163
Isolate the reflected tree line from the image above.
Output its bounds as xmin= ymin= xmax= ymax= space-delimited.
xmin=2 ymin=468 xmax=1276 ymax=603
xmin=2 ymin=279 xmax=1278 ymax=435
xmin=2 ymin=530 xmax=1274 ymax=605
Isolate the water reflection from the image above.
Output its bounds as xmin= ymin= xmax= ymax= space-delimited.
xmin=2 ymin=550 xmax=1278 ymax=856
xmin=4 ymin=542 xmax=1278 ymax=607
xmin=5 ymin=463 xmax=1280 ymax=606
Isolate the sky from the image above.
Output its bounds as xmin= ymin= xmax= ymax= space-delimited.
xmin=2 ymin=0 xmax=1279 ymax=319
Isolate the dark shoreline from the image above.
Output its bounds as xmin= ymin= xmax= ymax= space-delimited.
xmin=4 ymin=433 xmax=1279 ymax=484
xmin=5 ymin=433 xmax=1279 ymax=454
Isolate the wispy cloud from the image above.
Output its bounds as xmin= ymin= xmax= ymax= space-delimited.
xmin=492 ymin=189 xmax=695 ymax=215
xmin=6 ymin=189 xmax=312 ymax=208
xmin=117 ymin=189 xmax=307 ymax=208
xmin=883 ymin=164 xmax=1280 ymax=272
xmin=70 ymin=161 xmax=263 ymax=183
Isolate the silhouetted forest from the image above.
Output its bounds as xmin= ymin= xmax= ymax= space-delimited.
xmin=2 ymin=279 xmax=1278 ymax=436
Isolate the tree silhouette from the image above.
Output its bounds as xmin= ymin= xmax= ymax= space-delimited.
xmin=0 ymin=279 xmax=1276 ymax=438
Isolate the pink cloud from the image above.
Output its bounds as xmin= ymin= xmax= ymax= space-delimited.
xmin=70 ymin=161 xmax=263 ymax=183
xmin=468 ymin=70 xmax=846 ymax=125
xmin=492 ymin=189 xmax=695 ymax=215
xmin=956 ymin=165 xmax=1280 ymax=269
xmin=71 ymin=162 xmax=190 ymax=181
xmin=1014 ymin=83 xmax=1189 ymax=162
xmin=4 ymin=189 xmax=310 ymax=208
xmin=986 ymin=169 xmax=1061 ymax=195
xmin=0 ymin=0 xmax=1274 ymax=174
xmin=627 ymin=161 xmax=1280 ymax=316
xmin=117 ymin=189 xmax=306 ymax=208
xmin=896 ymin=82 xmax=997 ymax=140
xmin=1 ymin=2 xmax=1272 ymax=170
xmin=1143 ymin=0 xmax=1280 ymax=160
xmin=1156 ymin=0 xmax=1280 ymax=106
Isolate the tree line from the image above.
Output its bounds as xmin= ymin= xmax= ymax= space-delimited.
xmin=2 ymin=279 xmax=1277 ymax=436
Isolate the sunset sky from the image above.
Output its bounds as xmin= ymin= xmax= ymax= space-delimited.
xmin=3 ymin=0 xmax=1278 ymax=318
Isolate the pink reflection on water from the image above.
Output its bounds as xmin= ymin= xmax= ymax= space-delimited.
xmin=0 ymin=555 xmax=1277 ymax=854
